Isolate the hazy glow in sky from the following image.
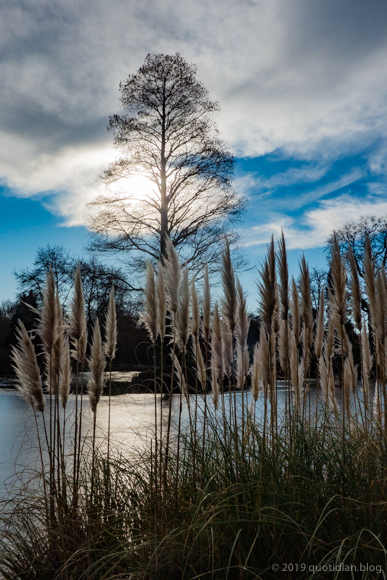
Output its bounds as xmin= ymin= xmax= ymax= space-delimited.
xmin=1 ymin=0 xmax=387 ymax=303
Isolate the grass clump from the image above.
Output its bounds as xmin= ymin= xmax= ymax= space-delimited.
xmin=2 ymin=233 xmax=387 ymax=579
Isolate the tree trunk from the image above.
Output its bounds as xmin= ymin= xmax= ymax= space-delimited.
xmin=160 ymin=81 xmax=168 ymax=261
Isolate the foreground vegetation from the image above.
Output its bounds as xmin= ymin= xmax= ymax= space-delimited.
xmin=1 ymin=233 xmax=387 ymax=579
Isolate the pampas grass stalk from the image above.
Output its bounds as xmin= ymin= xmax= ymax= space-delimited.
xmin=69 ymin=264 xmax=87 ymax=510
xmin=278 ymin=232 xmax=291 ymax=423
xmin=258 ymin=237 xmax=279 ymax=441
xmin=105 ymin=286 xmax=117 ymax=468
xmin=12 ymin=321 xmax=45 ymax=413
xmin=236 ymin=279 xmax=250 ymax=439
xmin=290 ymin=334 xmax=301 ymax=414
xmin=37 ymin=268 xmax=59 ymax=520
xmin=329 ymin=234 xmax=348 ymax=435
xmin=88 ymin=319 xmax=106 ymax=502
xmin=348 ymin=246 xmax=362 ymax=332
xmin=299 ymin=256 xmax=313 ymax=418
xmin=361 ymin=323 xmax=372 ymax=426
xmin=163 ymin=237 xmax=182 ymax=479
xmin=140 ymin=263 xmax=160 ymax=492
xmin=157 ymin=263 xmax=166 ymax=476
xmin=11 ymin=321 xmax=48 ymax=522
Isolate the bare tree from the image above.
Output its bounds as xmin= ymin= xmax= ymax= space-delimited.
xmin=327 ymin=215 xmax=387 ymax=277
xmin=87 ymin=53 xmax=245 ymax=277
xmin=15 ymin=245 xmax=135 ymax=326
xmin=326 ymin=214 xmax=387 ymax=318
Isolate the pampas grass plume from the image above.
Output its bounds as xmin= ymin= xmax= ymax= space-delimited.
xmin=290 ymin=277 xmax=300 ymax=344
xmin=60 ymin=338 xmax=72 ymax=410
xmin=277 ymin=231 xmax=289 ymax=319
xmin=105 ymin=286 xmax=117 ymax=360
xmin=69 ymin=265 xmax=87 ymax=363
xmin=251 ymin=343 xmax=260 ymax=402
xmin=12 ymin=322 xmax=45 ymax=412
xmin=176 ymin=266 xmax=190 ymax=350
xmin=157 ymin=263 xmax=166 ymax=341
xmin=348 ymin=246 xmax=361 ymax=332
xmin=140 ymin=262 xmax=158 ymax=344
xmin=258 ymin=236 xmax=278 ymax=334
xmin=315 ymin=288 xmax=325 ymax=359
xmin=211 ymin=303 xmax=223 ymax=380
xmin=164 ymin=237 xmax=181 ymax=314
xmin=38 ymin=268 xmax=58 ymax=357
xmin=190 ymin=277 xmax=200 ymax=342
xmin=88 ymin=319 xmax=105 ymax=413
xmin=203 ymin=263 xmax=211 ymax=344
xmin=221 ymin=238 xmax=237 ymax=336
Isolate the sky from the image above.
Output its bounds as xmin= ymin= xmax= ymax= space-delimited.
xmin=1 ymin=0 xmax=387 ymax=310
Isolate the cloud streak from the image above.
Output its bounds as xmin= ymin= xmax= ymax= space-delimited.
xmin=244 ymin=193 xmax=387 ymax=251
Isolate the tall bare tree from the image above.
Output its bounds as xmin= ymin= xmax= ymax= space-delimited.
xmin=326 ymin=214 xmax=387 ymax=318
xmin=87 ymin=53 xmax=245 ymax=277
xmin=327 ymin=215 xmax=387 ymax=277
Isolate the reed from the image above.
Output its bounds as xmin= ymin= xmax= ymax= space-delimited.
xmin=3 ymin=233 xmax=387 ymax=580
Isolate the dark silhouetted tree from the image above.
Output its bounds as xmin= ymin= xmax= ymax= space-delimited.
xmin=87 ymin=53 xmax=245 ymax=278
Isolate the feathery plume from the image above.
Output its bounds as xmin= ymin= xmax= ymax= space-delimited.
xmin=175 ymin=266 xmax=190 ymax=350
xmin=343 ymin=359 xmax=351 ymax=419
xmin=326 ymin=316 xmax=335 ymax=360
xmin=202 ymin=263 xmax=211 ymax=345
xmin=329 ymin=234 xmax=347 ymax=331
xmin=236 ymin=279 xmax=250 ymax=389
xmin=222 ymin=318 xmax=233 ymax=378
xmin=105 ymin=287 xmax=117 ymax=360
xmin=319 ymin=354 xmax=329 ymax=408
xmin=164 ymin=237 xmax=181 ymax=314
xmin=51 ymin=290 xmax=63 ymax=396
xmin=258 ymin=331 xmax=270 ymax=399
xmin=139 ymin=262 xmax=158 ymax=344
xmin=278 ymin=318 xmax=288 ymax=374
xmin=69 ymin=265 xmax=87 ymax=363
xmin=361 ymin=324 xmax=372 ymax=406
xmin=258 ymin=236 xmax=278 ymax=334
xmin=88 ymin=319 xmax=105 ymax=413
xmin=211 ymin=368 xmax=220 ymax=411
xmin=12 ymin=322 xmax=45 ymax=412
xmin=251 ymin=343 xmax=260 ymax=402
xmin=221 ymin=238 xmax=237 ymax=336
xmin=157 ymin=263 xmax=166 ymax=341
xmin=347 ymin=245 xmax=361 ymax=332
xmin=211 ymin=303 xmax=223 ymax=380
xmin=290 ymin=277 xmax=300 ymax=344
xmin=315 ymin=288 xmax=325 ymax=359
xmin=290 ymin=334 xmax=301 ymax=412
xmin=38 ymin=268 xmax=58 ymax=357
xmin=193 ymin=339 xmax=207 ymax=389
xmin=277 ymin=231 xmax=289 ymax=320
xmin=364 ymin=235 xmax=376 ymax=327
xmin=59 ymin=338 xmax=72 ymax=410
xmin=299 ymin=255 xmax=313 ymax=369
xmin=373 ymin=382 xmax=382 ymax=424
xmin=190 ymin=277 xmax=200 ymax=342
xmin=347 ymin=341 xmax=357 ymax=394
xmin=172 ymin=352 xmax=189 ymax=406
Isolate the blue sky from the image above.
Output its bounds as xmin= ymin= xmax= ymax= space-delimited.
xmin=1 ymin=0 xmax=387 ymax=310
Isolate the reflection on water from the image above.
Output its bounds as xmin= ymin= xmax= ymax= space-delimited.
xmin=0 ymin=377 xmax=367 ymax=493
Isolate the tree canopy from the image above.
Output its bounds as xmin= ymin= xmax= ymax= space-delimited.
xmin=87 ymin=53 xmax=245 ymax=278
xmin=327 ymin=214 xmax=387 ymax=277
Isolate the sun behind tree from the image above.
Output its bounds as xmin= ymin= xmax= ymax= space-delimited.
xmin=87 ymin=53 xmax=245 ymax=278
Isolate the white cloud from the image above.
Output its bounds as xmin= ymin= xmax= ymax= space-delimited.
xmin=244 ymin=193 xmax=387 ymax=250
xmin=1 ymin=0 xmax=387 ymax=223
